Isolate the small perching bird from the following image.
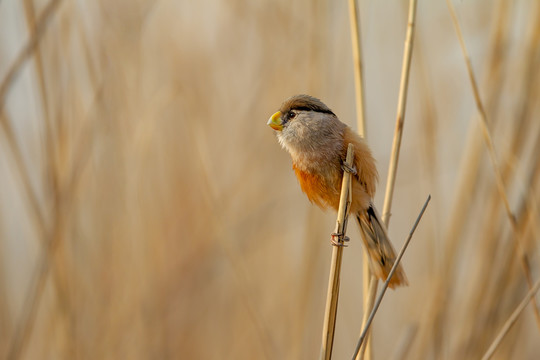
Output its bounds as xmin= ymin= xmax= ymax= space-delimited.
xmin=267 ymin=94 xmax=408 ymax=288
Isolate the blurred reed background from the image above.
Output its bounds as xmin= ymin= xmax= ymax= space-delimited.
xmin=0 ymin=0 xmax=539 ymax=359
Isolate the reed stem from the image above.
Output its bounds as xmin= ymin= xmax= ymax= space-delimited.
xmin=320 ymin=144 xmax=355 ymax=360
xmin=358 ymin=0 xmax=418 ymax=358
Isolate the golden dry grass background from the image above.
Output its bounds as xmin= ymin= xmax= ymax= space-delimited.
xmin=0 ymin=0 xmax=539 ymax=359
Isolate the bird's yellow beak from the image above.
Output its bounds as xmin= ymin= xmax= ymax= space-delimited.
xmin=267 ymin=111 xmax=283 ymax=131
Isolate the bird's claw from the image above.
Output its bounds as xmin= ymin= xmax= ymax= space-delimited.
xmin=331 ymin=232 xmax=349 ymax=247
xmin=341 ymin=163 xmax=357 ymax=175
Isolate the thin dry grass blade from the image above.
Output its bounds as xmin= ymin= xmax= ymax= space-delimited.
xmin=352 ymin=195 xmax=431 ymax=359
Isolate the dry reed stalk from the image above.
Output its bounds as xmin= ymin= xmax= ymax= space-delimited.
xmin=416 ymin=41 xmax=439 ymax=237
xmin=457 ymin=78 xmax=538 ymax=354
xmin=360 ymin=245 xmax=373 ymax=355
xmin=380 ymin=0 xmax=417 ymax=225
xmin=320 ymin=144 xmax=355 ymax=360
xmin=6 ymin=115 xmax=94 ymax=359
xmin=4 ymin=1 xmax=539 ymax=358
xmin=413 ymin=124 xmax=482 ymax=357
xmin=0 ymin=270 xmax=8 ymax=356
xmin=0 ymin=0 xmax=62 ymax=114
xmin=0 ymin=0 xmax=63 ymax=252
xmin=347 ymin=0 xmax=366 ymax=138
xmin=414 ymin=0 xmax=514 ymax=354
xmin=460 ymin=0 xmax=540 ymax=345
xmin=346 ymin=1 xmax=373 ymax=357
xmin=417 ymin=0 xmax=538 ymax=353
xmin=358 ymin=0 xmax=417 ymax=358
xmin=450 ymin=124 xmax=540 ymax=354
xmin=524 ymin=187 xmax=540 ymax=252
xmin=446 ymin=0 xmax=540 ymax=330
xmin=510 ymin=0 xmax=540 ymax=127
xmin=456 ymin=118 xmax=538 ymax=354
xmin=7 ymin=215 xmax=63 ymax=360
xmin=519 ymin=134 xmax=540 ymax=245
xmin=8 ymin=1 xmax=76 ymax=358
xmin=22 ymin=0 xmax=55 ymax=190
xmin=0 ymin=111 xmax=47 ymax=236
xmin=6 ymin=87 xmax=104 ymax=360
xmin=352 ymin=195 xmax=431 ymax=359
xmin=7 ymin=26 xmax=107 ymax=359
xmin=481 ymin=278 xmax=540 ymax=360
xmin=0 ymin=4 xmax=65 ymax=357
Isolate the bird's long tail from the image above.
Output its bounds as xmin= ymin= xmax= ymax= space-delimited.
xmin=356 ymin=203 xmax=408 ymax=289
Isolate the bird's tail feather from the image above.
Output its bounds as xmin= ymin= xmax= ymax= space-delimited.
xmin=356 ymin=204 xmax=408 ymax=289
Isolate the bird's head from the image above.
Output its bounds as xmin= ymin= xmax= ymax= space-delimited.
xmin=267 ymin=95 xmax=344 ymax=154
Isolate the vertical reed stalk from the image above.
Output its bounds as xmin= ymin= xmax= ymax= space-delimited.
xmin=358 ymin=0 xmax=417 ymax=358
xmin=346 ymin=1 xmax=373 ymax=358
xmin=380 ymin=0 xmax=417 ymax=225
xmin=348 ymin=0 xmax=366 ymax=138
xmin=320 ymin=144 xmax=355 ymax=360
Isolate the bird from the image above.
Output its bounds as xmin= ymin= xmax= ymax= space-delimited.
xmin=267 ymin=94 xmax=408 ymax=288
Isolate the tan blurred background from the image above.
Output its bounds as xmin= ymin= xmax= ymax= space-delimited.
xmin=1 ymin=0 xmax=539 ymax=359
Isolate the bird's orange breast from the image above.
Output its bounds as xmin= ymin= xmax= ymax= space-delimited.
xmin=292 ymin=164 xmax=340 ymax=210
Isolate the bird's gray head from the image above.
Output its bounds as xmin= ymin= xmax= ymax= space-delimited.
xmin=267 ymin=95 xmax=346 ymax=158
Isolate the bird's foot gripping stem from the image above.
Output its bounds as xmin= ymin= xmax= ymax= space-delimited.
xmin=341 ymin=163 xmax=357 ymax=175
xmin=330 ymin=232 xmax=350 ymax=247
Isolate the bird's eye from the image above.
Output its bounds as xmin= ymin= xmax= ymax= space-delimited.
xmin=288 ymin=111 xmax=296 ymax=119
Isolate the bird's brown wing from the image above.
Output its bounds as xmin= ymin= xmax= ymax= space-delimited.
xmin=356 ymin=204 xmax=408 ymax=289
xmin=342 ymin=127 xmax=378 ymax=199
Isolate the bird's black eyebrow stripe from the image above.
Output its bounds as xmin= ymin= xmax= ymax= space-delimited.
xmin=291 ymin=106 xmax=335 ymax=115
